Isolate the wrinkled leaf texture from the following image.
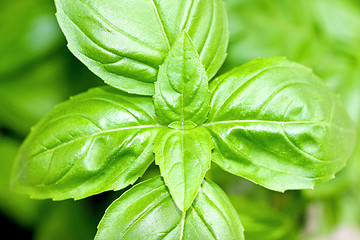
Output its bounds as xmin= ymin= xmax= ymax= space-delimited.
xmin=154 ymin=32 xmax=210 ymax=125
xmin=55 ymin=0 xmax=229 ymax=95
xmin=153 ymin=32 xmax=213 ymax=211
xmin=95 ymin=176 xmax=244 ymax=240
xmin=11 ymin=87 xmax=164 ymax=200
xmin=154 ymin=128 xmax=213 ymax=212
xmin=206 ymin=57 xmax=356 ymax=192
xmin=11 ymin=57 xmax=356 ymax=201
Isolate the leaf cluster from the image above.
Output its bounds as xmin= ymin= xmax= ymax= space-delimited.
xmin=8 ymin=0 xmax=357 ymax=239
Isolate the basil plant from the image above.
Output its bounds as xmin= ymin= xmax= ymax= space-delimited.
xmin=11 ymin=0 xmax=356 ymax=239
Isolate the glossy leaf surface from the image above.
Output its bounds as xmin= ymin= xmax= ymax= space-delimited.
xmin=154 ymin=128 xmax=213 ymax=211
xmin=154 ymin=32 xmax=210 ymax=126
xmin=95 ymin=177 xmax=244 ymax=240
xmin=205 ymin=57 xmax=356 ymax=192
xmin=11 ymin=87 xmax=163 ymax=200
xmin=55 ymin=0 xmax=228 ymax=95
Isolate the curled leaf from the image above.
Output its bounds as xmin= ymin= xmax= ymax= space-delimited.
xmin=11 ymin=87 xmax=163 ymax=200
xmin=206 ymin=57 xmax=356 ymax=192
xmin=95 ymin=177 xmax=244 ymax=240
xmin=55 ymin=0 xmax=228 ymax=95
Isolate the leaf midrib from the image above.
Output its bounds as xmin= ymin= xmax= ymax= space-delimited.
xmin=149 ymin=0 xmax=171 ymax=50
xmin=202 ymin=120 xmax=353 ymax=132
xmin=31 ymin=125 xmax=164 ymax=159
xmin=79 ymin=0 xmax=167 ymax=54
xmin=209 ymin=65 xmax=313 ymax=120
xmin=213 ymin=130 xmax=336 ymax=183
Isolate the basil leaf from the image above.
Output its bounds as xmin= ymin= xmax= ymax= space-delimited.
xmin=55 ymin=0 xmax=228 ymax=95
xmin=205 ymin=57 xmax=356 ymax=192
xmin=11 ymin=87 xmax=164 ymax=200
xmin=154 ymin=128 xmax=213 ymax=212
xmin=95 ymin=177 xmax=244 ymax=240
xmin=154 ymin=32 xmax=210 ymax=126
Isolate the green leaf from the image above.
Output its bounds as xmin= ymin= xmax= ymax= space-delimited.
xmin=95 ymin=177 xmax=244 ymax=240
xmin=205 ymin=57 xmax=356 ymax=192
xmin=154 ymin=32 xmax=210 ymax=126
xmin=223 ymin=0 xmax=360 ymax=112
xmin=154 ymin=128 xmax=213 ymax=211
xmin=11 ymin=87 xmax=164 ymax=200
xmin=55 ymin=0 xmax=229 ymax=95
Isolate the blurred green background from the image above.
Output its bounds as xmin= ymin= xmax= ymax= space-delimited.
xmin=0 ymin=0 xmax=359 ymax=239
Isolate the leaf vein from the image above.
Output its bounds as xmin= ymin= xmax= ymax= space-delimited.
xmin=197 ymin=0 xmax=215 ymax=56
xmin=31 ymin=125 xmax=163 ymax=160
xmin=211 ymin=66 xmax=308 ymax=120
xmin=61 ymin=5 xmax=159 ymax=70
xmin=149 ymin=0 xmax=171 ymax=50
xmin=191 ymin=206 xmax=217 ymax=240
xmin=120 ymin=196 xmax=171 ymax=239
xmin=78 ymin=0 xmax=163 ymax=54
xmin=214 ymin=130 xmax=318 ymax=180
